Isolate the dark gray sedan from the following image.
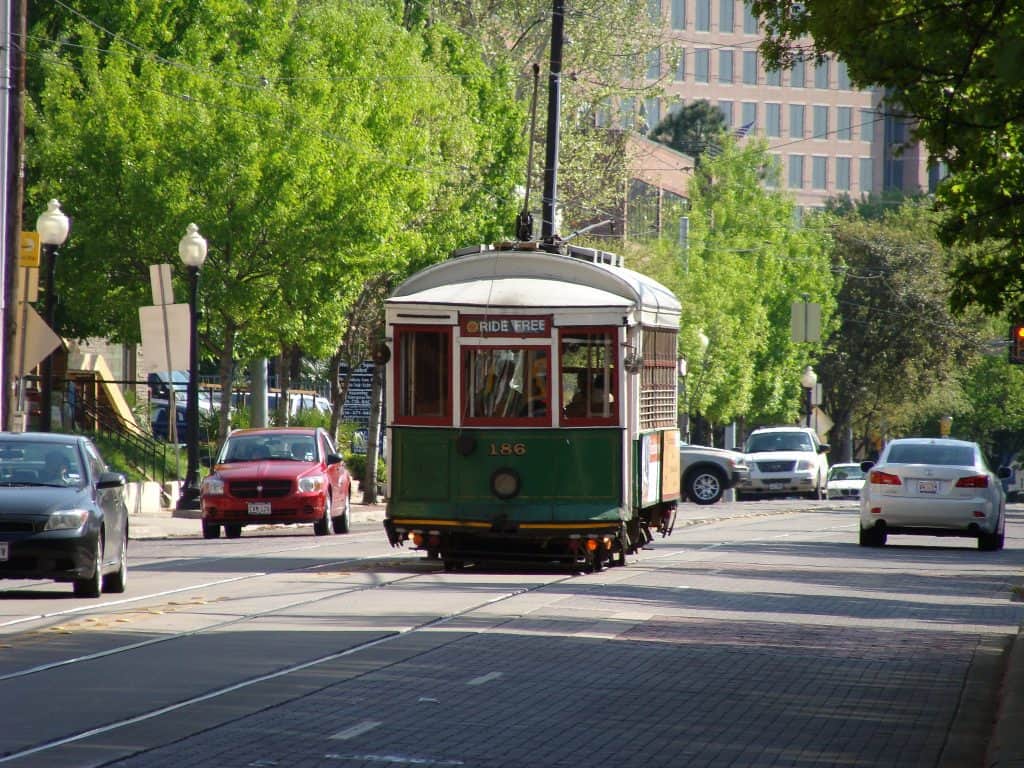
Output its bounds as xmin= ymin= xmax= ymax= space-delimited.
xmin=0 ymin=432 xmax=128 ymax=596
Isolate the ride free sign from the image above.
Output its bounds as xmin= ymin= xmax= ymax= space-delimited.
xmin=460 ymin=315 xmax=551 ymax=338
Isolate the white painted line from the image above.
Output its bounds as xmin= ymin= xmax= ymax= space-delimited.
xmin=330 ymin=720 xmax=383 ymax=741
xmin=466 ymin=671 xmax=503 ymax=686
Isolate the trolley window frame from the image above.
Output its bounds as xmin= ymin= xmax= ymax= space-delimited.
xmin=392 ymin=325 xmax=453 ymax=426
xmin=558 ymin=326 xmax=620 ymax=426
xmin=460 ymin=344 xmax=552 ymax=426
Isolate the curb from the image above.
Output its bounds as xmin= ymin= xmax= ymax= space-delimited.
xmin=987 ymin=625 xmax=1024 ymax=767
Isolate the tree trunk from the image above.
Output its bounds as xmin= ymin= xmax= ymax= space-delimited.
xmin=361 ymin=360 xmax=384 ymax=504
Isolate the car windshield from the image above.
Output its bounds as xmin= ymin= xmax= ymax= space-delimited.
xmin=746 ymin=432 xmax=814 ymax=453
xmin=885 ymin=444 xmax=975 ymax=467
xmin=0 ymin=441 xmax=84 ymax=487
xmin=828 ymin=465 xmax=864 ymax=481
xmin=220 ymin=435 xmax=315 ymax=463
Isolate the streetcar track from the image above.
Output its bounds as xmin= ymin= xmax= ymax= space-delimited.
xmin=0 ymin=565 xmax=575 ymax=765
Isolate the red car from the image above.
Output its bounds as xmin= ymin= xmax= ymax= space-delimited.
xmin=199 ymin=427 xmax=352 ymax=539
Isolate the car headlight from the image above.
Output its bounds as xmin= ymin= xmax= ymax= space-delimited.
xmin=201 ymin=476 xmax=225 ymax=495
xmin=796 ymin=459 xmax=815 ymax=471
xmin=43 ymin=509 xmax=89 ymax=531
xmin=298 ymin=475 xmax=326 ymax=493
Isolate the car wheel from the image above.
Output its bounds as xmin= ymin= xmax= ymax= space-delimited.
xmin=332 ymin=488 xmax=351 ymax=534
xmin=202 ymin=521 xmax=221 ymax=539
xmin=73 ymin=532 xmax=103 ymax=598
xmin=224 ymin=524 xmax=243 ymax=539
xmin=687 ymin=469 xmax=724 ymax=505
xmin=314 ymin=494 xmax=332 ymax=536
xmin=978 ymin=531 xmax=1003 ymax=551
xmin=103 ymin=531 xmax=128 ymax=593
xmin=859 ymin=527 xmax=886 ymax=547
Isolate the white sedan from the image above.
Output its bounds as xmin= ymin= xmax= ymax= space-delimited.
xmin=859 ymin=438 xmax=1010 ymax=550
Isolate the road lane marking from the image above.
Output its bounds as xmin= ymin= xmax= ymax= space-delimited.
xmin=330 ymin=721 xmax=383 ymax=740
xmin=465 ymin=671 xmax=502 ymax=686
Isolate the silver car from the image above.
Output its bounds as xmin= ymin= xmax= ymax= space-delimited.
xmin=859 ymin=438 xmax=1010 ymax=550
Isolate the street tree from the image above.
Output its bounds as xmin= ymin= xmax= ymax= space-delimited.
xmin=630 ymin=138 xmax=836 ymax=438
xmin=27 ymin=1 xmax=524 ymax=437
xmin=751 ymin=0 xmax=1024 ymax=318
xmin=816 ymin=199 xmax=986 ymax=459
xmin=648 ymin=99 xmax=728 ymax=167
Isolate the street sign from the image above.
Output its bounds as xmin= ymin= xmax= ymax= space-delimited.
xmin=150 ymin=264 xmax=174 ymax=306
xmin=13 ymin=302 xmax=61 ymax=376
xmin=791 ymin=299 xmax=821 ymax=342
xmin=139 ymin=304 xmax=189 ymax=372
xmin=18 ymin=232 xmax=40 ymax=268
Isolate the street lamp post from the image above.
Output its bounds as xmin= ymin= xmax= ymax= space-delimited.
xmin=36 ymin=200 xmax=70 ymax=432
xmin=175 ymin=223 xmax=207 ymax=512
xmin=800 ymin=365 xmax=818 ymax=429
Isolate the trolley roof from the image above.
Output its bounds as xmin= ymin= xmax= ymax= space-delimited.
xmin=388 ymin=244 xmax=680 ymax=327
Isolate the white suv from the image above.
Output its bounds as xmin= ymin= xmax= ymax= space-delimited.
xmin=737 ymin=426 xmax=830 ymax=500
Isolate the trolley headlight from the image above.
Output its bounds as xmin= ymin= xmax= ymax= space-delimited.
xmin=490 ymin=468 xmax=521 ymax=500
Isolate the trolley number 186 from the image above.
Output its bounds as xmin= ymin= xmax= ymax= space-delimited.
xmin=489 ymin=442 xmax=526 ymax=456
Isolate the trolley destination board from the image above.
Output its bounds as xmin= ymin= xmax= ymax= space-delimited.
xmin=460 ymin=315 xmax=551 ymax=338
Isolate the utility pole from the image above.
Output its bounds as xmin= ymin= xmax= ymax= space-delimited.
xmin=2 ymin=0 xmax=26 ymax=431
xmin=540 ymin=0 xmax=564 ymax=242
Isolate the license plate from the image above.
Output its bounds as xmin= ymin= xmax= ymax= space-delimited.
xmin=248 ymin=501 xmax=272 ymax=515
xmin=0 ymin=542 xmax=8 ymax=561
xmin=918 ymin=480 xmax=938 ymax=494
xmin=768 ymin=482 xmax=785 ymax=490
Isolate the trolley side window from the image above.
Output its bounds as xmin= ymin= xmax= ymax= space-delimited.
xmin=463 ymin=348 xmax=550 ymax=423
xmin=395 ymin=327 xmax=451 ymax=424
xmin=559 ymin=329 xmax=618 ymax=424
xmin=640 ymin=327 xmax=678 ymax=429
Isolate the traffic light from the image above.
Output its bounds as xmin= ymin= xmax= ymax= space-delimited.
xmin=1010 ymin=324 xmax=1024 ymax=364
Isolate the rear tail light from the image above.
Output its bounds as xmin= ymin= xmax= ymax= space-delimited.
xmin=869 ymin=470 xmax=902 ymax=485
xmin=955 ymin=475 xmax=989 ymax=488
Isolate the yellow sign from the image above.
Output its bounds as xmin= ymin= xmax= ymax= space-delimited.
xmin=19 ymin=232 xmax=41 ymax=268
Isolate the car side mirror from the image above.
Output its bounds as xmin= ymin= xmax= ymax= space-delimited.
xmin=860 ymin=460 xmax=875 ymax=472
xmin=97 ymin=471 xmax=127 ymax=489
xmin=326 ymin=453 xmax=344 ymax=466
xmin=998 ymin=466 xmax=1012 ymax=479
xmin=818 ymin=444 xmax=830 ymax=453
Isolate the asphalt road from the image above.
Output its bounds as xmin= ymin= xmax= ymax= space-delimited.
xmin=0 ymin=500 xmax=1022 ymax=768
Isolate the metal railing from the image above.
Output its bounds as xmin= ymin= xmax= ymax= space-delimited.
xmin=74 ymin=397 xmax=174 ymax=486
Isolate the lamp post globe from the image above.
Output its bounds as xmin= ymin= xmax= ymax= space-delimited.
xmin=176 ymin=223 xmax=207 ymax=512
xmin=36 ymin=200 xmax=70 ymax=432
xmin=800 ymin=366 xmax=817 ymax=428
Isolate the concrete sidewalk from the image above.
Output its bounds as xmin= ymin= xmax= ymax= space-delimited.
xmin=128 ymin=499 xmax=387 ymax=539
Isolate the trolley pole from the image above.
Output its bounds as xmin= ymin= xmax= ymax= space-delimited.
xmin=540 ymin=0 xmax=564 ymax=242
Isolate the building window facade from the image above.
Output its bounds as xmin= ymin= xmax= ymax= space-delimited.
xmin=719 ymin=50 xmax=734 ymax=83
xmin=720 ymin=0 xmax=735 ymax=32
xmin=790 ymin=58 xmax=805 ymax=88
xmin=789 ymin=154 xmax=805 ymax=188
xmin=765 ymin=67 xmax=781 ymax=86
xmin=859 ymin=157 xmax=874 ymax=192
xmin=695 ymin=49 xmax=710 ymax=82
xmin=789 ymin=104 xmax=805 ymax=138
xmin=743 ymin=1 xmax=758 ymax=32
xmin=813 ymin=105 xmax=829 ymax=138
xmin=859 ymin=108 xmax=876 ymax=141
xmin=675 ymin=47 xmax=686 ymax=80
xmin=836 ymin=157 xmax=851 ymax=190
xmin=837 ymin=106 xmax=853 ymax=140
xmin=814 ymin=58 xmax=830 ymax=89
xmin=718 ymin=99 xmax=734 ymax=126
xmin=765 ymin=102 xmax=781 ymax=137
xmin=741 ymin=101 xmax=757 ymax=132
xmin=743 ymin=50 xmax=758 ymax=84
xmin=647 ymin=47 xmax=661 ymax=79
xmin=812 ymin=156 xmax=828 ymax=189
xmin=696 ymin=0 xmax=711 ymax=31
xmin=671 ymin=0 xmax=686 ymax=28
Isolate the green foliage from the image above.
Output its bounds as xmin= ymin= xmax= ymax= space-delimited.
xmin=628 ymin=137 xmax=836 ymax=427
xmin=818 ymin=199 xmax=988 ymax=454
xmin=344 ymin=452 xmax=385 ymax=484
xmin=752 ymin=0 xmax=1024 ymax=318
xmin=648 ymin=100 xmax=728 ymax=167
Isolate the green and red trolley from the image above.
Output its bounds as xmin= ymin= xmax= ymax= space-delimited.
xmin=381 ymin=239 xmax=682 ymax=571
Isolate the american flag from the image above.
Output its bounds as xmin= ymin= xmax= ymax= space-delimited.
xmin=734 ymin=120 xmax=755 ymax=138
